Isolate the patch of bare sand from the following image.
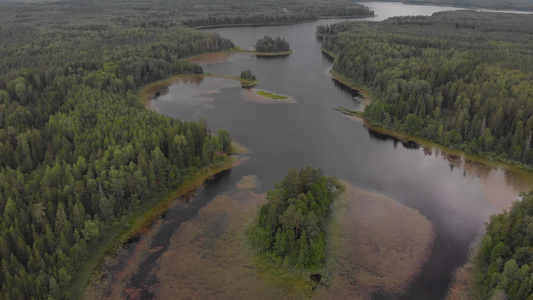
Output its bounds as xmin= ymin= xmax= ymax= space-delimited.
xmin=152 ymin=180 xmax=434 ymax=300
xmin=315 ymin=184 xmax=435 ymax=299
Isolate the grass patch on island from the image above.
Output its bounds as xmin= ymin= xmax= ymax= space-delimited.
xmin=256 ymin=90 xmax=289 ymax=100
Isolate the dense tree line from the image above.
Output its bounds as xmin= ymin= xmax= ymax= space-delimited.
xmin=366 ymin=0 xmax=533 ymax=11
xmin=181 ymin=0 xmax=374 ymax=28
xmin=247 ymin=167 xmax=338 ymax=269
xmin=0 ymin=1 xmax=240 ymax=298
xmin=475 ymin=193 xmax=533 ymax=299
xmin=255 ymin=36 xmax=291 ymax=53
xmin=318 ymin=11 xmax=533 ymax=167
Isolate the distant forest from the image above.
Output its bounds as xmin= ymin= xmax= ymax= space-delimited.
xmin=318 ymin=11 xmax=533 ymax=167
xmin=181 ymin=1 xmax=374 ymax=27
xmin=362 ymin=0 xmax=533 ymax=11
xmin=0 ymin=0 xmax=377 ymax=298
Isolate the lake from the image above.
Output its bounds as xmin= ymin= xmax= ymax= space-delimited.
xmin=101 ymin=3 xmax=533 ymax=299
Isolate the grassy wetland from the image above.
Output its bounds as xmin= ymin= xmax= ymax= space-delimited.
xmin=148 ymin=173 xmax=434 ymax=299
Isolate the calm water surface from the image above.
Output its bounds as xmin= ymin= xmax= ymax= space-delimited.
xmin=144 ymin=3 xmax=533 ymax=299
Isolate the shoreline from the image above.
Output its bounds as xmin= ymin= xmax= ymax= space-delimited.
xmin=255 ymin=50 xmax=293 ymax=57
xmin=357 ymin=0 xmax=533 ymax=13
xmin=328 ymin=68 xmax=373 ymax=110
xmin=72 ymin=154 xmax=244 ymax=298
xmin=320 ymin=47 xmax=337 ymax=59
xmin=138 ymin=74 xmax=204 ymax=111
xmin=77 ymin=70 xmax=252 ymax=297
xmin=326 ymin=60 xmax=533 ymax=173
xmin=138 ymin=73 xmax=260 ymax=110
xmin=444 ymin=229 xmax=483 ymax=300
xmin=232 ymin=47 xmax=293 ymax=57
xmin=315 ymin=182 xmax=435 ymax=298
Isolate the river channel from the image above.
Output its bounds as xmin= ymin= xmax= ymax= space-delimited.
xmin=96 ymin=3 xmax=533 ymax=300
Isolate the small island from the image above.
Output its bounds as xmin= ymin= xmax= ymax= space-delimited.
xmin=256 ymin=90 xmax=288 ymax=100
xmin=243 ymin=88 xmax=295 ymax=103
xmin=247 ymin=167 xmax=339 ymax=287
xmin=254 ymin=35 xmax=292 ymax=57
xmin=239 ymin=69 xmax=259 ymax=87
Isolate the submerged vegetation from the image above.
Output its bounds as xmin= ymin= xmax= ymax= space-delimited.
xmin=474 ymin=193 xmax=533 ymax=299
xmin=318 ymin=11 xmax=533 ymax=168
xmin=247 ymin=167 xmax=339 ymax=277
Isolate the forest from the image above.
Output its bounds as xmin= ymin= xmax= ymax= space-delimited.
xmin=0 ymin=33 xmax=234 ymax=300
xmin=318 ymin=11 xmax=533 ymax=167
xmin=364 ymin=0 xmax=533 ymax=11
xmin=247 ymin=167 xmax=338 ymax=270
xmin=0 ymin=0 xmax=255 ymax=299
xmin=255 ymin=36 xmax=291 ymax=53
xmin=181 ymin=1 xmax=374 ymax=28
xmin=0 ymin=0 xmax=373 ymax=297
xmin=475 ymin=193 xmax=533 ymax=299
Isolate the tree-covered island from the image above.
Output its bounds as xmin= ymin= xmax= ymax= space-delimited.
xmin=239 ymin=69 xmax=259 ymax=87
xmin=255 ymin=35 xmax=293 ymax=56
xmin=247 ymin=167 xmax=341 ymax=284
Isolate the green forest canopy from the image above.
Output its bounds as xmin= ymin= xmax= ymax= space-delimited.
xmin=255 ymin=35 xmax=291 ymax=53
xmin=0 ymin=2 xmax=247 ymax=300
xmin=362 ymin=0 xmax=533 ymax=11
xmin=318 ymin=11 xmax=533 ymax=167
xmin=248 ymin=167 xmax=338 ymax=270
xmin=476 ymin=193 xmax=533 ymax=299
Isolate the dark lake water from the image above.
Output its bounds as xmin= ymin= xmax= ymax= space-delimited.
xmin=139 ymin=3 xmax=533 ymax=299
